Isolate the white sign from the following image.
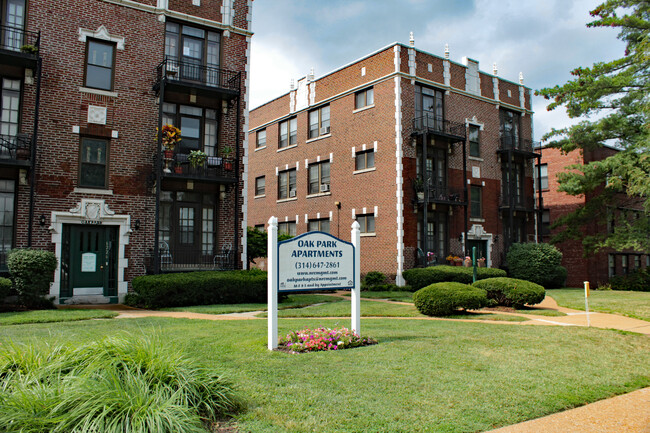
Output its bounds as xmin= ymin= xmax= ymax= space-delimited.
xmin=278 ymin=232 xmax=355 ymax=292
xmin=81 ymin=252 xmax=97 ymax=273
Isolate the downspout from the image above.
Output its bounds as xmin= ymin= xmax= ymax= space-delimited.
xmin=27 ymin=54 xmax=42 ymax=247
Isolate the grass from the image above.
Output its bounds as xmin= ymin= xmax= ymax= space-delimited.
xmin=0 ymin=309 xmax=118 ymax=325
xmin=162 ymin=294 xmax=339 ymax=315
xmin=268 ymin=299 xmax=425 ymax=318
xmin=344 ymin=290 xmax=414 ymax=302
xmin=443 ymin=312 xmax=530 ymax=322
xmin=547 ymin=289 xmax=650 ymax=321
xmin=1 ymin=318 xmax=648 ymax=433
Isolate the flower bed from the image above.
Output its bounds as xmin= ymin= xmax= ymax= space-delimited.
xmin=278 ymin=327 xmax=377 ymax=353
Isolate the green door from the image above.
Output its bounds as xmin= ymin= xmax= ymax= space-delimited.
xmin=467 ymin=240 xmax=488 ymax=260
xmin=66 ymin=225 xmax=118 ymax=298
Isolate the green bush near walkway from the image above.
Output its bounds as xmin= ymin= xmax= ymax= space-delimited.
xmin=402 ymin=265 xmax=506 ymax=291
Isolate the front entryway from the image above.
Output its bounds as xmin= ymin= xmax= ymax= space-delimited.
xmin=467 ymin=240 xmax=488 ymax=260
xmin=60 ymin=225 xmax=118 ymax=301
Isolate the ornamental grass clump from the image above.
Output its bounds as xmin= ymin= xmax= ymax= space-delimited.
xmin=278 ymin=327 xmax=377 ymax=353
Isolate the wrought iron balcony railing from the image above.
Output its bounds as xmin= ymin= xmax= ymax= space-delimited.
xmin=413 ymin=179 xmax=465 ymax=206
xmin=412 ymin=115 xmax=466 ymax=140
xmin=0 ymin=24 xmax=40 ymax=54
xmin=157 ymin=240 xmax=235 ymax=272
xmin=155 ymin=57 xmax=241 ymax=94
xmin=499 ymin=136 xmax=539 ymax=153
xmin=499 ymin=194 xmax=535 ymax=211
xmin=0 ymin=133 xmax=31 ymax=162
xmin=161 ymin=149 xmax=236 ymax=182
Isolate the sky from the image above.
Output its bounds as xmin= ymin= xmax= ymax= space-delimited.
xmin=247 ymin=0 xmax=625 ymax=142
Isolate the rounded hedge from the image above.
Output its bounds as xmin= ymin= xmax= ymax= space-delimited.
xmin=402 ymin=265 xmax=506 ymax=291
xmin=472 ymin=277 xmax=545 ymax=308
xmin=506 ymin=243 xmax=565 ymax=288
xmin=7 ymin=249 xmax=58 ymax=306
xmin=413 ymin=282 xmax=489 ymax=316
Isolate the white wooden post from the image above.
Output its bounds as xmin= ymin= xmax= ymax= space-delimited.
xmin=267 ymin=216 xmax=278 ymax=350
xmin=351 ymin=221 xmax=361 ymax=335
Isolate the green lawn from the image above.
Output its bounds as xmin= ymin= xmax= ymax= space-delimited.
xmin=548 ymin=289 xmax=650 ymax=321
xmin=270 ymin=298 xmax=424 ymax=318
xmin=1 ymin=318 xmax=648 ymax=433
xmin=163 ymin=294 xmax=339 ymax=315
xmin=350 ymin=291 xmax=414 ymax=302
xmin=0 ymin=309 xmax=118 ymax=325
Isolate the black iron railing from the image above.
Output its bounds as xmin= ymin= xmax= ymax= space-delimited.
xmin=413 ymin=179 xmax=465 ymax=205
xmin=0 ymin=24 xmax=40 ymax=53
xmin=412 ymin=115 xmax=466 ymax=140
xmin=155 ymin=58 xmax=241 ymax=93
xmin=0 ymin=133 xmax=31 ymax=161
xmin=161 ymin=149 xmax=236 ymax=182
xmin=158 ymin=241 xmax=235 ymax=272
xmin=500 ymin=136 xmax=539 ymax=153
xmin=499 ymin=194 xmax=535 ymax=211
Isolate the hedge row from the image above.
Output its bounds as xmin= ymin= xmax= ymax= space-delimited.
xmin=609 ymin=269 xmax=650 ymax=291
xmin=128 ymin=269 xmax=267 ymax=309
xmin=413 ymin=282 xmax=488 ymax=316
xmin=402 ymin=265 xmax=506 ymax=291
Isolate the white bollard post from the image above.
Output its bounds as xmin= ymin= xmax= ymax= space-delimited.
xmin=351 ymin=221 xmax=361 ymax=335
xmin=267 ymin=216 xmax=278 ymax=350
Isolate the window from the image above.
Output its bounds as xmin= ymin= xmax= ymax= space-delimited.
xmin=355 ymin=87 xmax=374 ymax=110
xmin=85 ymin=39 xmax=115 ymax=91
xmin=415 ymin=84 xmax=444 ymax=131
xmin=2 ymin=0 xmax=25 ymax=51
xmin=308 ymin=161 xmax=330 ymax=194
xmin=500 ymin=109 xmax=520 ymax=149
xmin=468 ymin=125 xmax=480 ymax=157
xmin=278 ymin=168 xmax=296 ymax=200
xmin=539 ymin=163 xmax=548 ymax=190
xmin=278 ymin=221 xmax=296 ymax=236
xmin=542 ymin=209 xmax=551 ymax=237
xmin=308 ymin=219 xmax=330 ymax=233
xmin=608 ymin=254 xmax=616 ymax=277
xmin=255 ymin=176 xmax=265 ymax=196
xmin=0 ymin=78 xmax=20 ymax=141
xmin=256 ymin=129 xmax=266 ymax=148
xmin=163 ymin=103 xmax=218 ymax=155
xmin=356 ymin=214 xmax=375 ymax=234
xmin=355 ymin=149 xmax=375 ymax=171
xmin=165 ymin=22 xmax=221 ymax=84
xmin=470 ymin=185 xmax=482 ymax=218
xmin=0 ymin=179 xmax=15 ymax=271
xmin=622 ymin=255 xmax=628 ymax=274
xmin=279 ymin=118 xmax=297 ymax=148
xmin=308 ymin=105 xmax=330 ymax=139
xmin=254 ymin=224 xmax=265 ymax=232
xmin=502 ymin=163 xmax=524 ymax=205
xmin=79 ymin=138 xmax=108 ymax=188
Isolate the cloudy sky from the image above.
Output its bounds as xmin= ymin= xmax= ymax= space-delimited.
xmin=248 ymin=0 xmax=625 ymax=141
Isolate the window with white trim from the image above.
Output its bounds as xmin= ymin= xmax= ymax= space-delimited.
xmin=308 ymin=160 xmax=330 ymax=194
xmin=278 ymin=168 xmax=296 ymax=200
xmin=307 ymin=218 xmax=330 ymax=233
xmin=356 ymin=214 xmax=375 ymax=234
xmin=255 ymin=176 xmax=265 ymax=196
xmin=278 ymin=221 xmax=296 ymax=236
xmin=308 ymin=105 xmax=330 ymax=139
xmin=256 ymin=129 xmax=266 ymax=148
xmin=355 ymin=149 xmax=375 ymax=171
xmin=279 ymin=117 xmax=297 ymax=148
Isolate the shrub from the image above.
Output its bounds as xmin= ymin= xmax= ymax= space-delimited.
xmin=7 ymin=249 xmax=58 ymax=308
xmin=0 ymin=277 xmax=11 ymax=301
xmin=472 ymin=277 xmax=546 ymax=308
xmin=413 ymin=282 xmax=489 ymax=316
xmin=129 ymin=269 xmax=267 ymax=308
xmin=609 ymin=268 xmax=650 ymax=291
xmin=361 ymin=271 xmax=391 ymax=291
xmin=402 ymin=265 xmax=506 ymax=291
xmin=506 ymin=243 xmax=565 ymax=288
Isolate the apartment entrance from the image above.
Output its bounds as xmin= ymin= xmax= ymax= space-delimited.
xmin=60 ymin=225 xmax=118 ymax=300
xmin=467 ymin=239 xmax=487 ymax=260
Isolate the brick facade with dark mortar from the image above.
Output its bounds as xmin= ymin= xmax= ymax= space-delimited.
xmin=248 ymin=42 xmax=539 ymax=283
xmin=2 ymin=0 xmax=251 ymax=303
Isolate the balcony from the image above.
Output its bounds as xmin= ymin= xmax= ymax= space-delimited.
xmin=154 ymin=58 xmax=241 ymax=101
xmin=0 ymin=133 xmax=32 ymax=167
xmin=412 ymin=115 xmax=466 ymax=142
xmin=499 ymin=194 xmax=535 ymax=211
xmin=155 ymin=241 xmax=235 ymax=273
xmin=161 ymin=150 xmax=236 ymax=184
xmin=498 ymin=136 xmax=540 ymax=155
xmin=0 ymin=24 xmax=40 ymax=70
xmin=414 ymin=180 xmax=466 ymax=206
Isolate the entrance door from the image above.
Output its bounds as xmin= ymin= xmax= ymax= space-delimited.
xmin=175 ymin=203 xmax=201 ymax=264
xmin=467 ymin=240 xmax=488 ymax=260
xmin=67 ymin=225 xmax=118 ymax=297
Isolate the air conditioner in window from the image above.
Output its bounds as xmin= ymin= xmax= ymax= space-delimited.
xmin=320 ymin=183 xmax=330 ymax=193
xmin=289 ymin=189 xmax=296 ymax=198
xmin=320 ymin=126 xmax=330 ymax=135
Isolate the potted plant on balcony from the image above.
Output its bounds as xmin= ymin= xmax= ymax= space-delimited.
xmin=222 ymin=146 xmax=234 ymax=171
xmin=413 ymin=178 xmax=424 ymax=201
xmin=20 ymin=44 xmax=38 ymax=55
xmin=158 ymin=124 xmax=181 ymax=159
xmin=188 ymin=150 xmax=207 ymax=170
xmin=477 ymin=257 xmax=486 ymax=267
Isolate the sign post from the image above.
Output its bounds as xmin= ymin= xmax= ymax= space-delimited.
xmin=584 ymin=281 xmax=590 ymax=327
xmin=267 ymin=218 xmax=360 ymax=350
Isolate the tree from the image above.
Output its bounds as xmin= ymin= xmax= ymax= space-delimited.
xmin=537 ymin=0 xmax=650 ymax=254
xmin=246 ymin=226 xmax=292 ymax=268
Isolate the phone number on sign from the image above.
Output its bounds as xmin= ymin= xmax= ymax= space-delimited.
xmin=294 ymin=261 xmax=340 ymax=270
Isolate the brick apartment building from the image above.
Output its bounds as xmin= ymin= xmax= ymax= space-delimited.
xmin=248 ymin=38 xmax=542 ymax=284
xmin=0 ymin=0 xmax=252 ymax=303
xmin=538 ymin=145 xmax=648 ymax=287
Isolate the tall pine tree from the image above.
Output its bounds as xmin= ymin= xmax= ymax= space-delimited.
xmin=537 ymin=0 xmax=649 ymax=253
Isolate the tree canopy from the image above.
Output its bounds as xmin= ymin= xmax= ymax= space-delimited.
xmin=537 ymin=0 xmax=650 ymax=253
